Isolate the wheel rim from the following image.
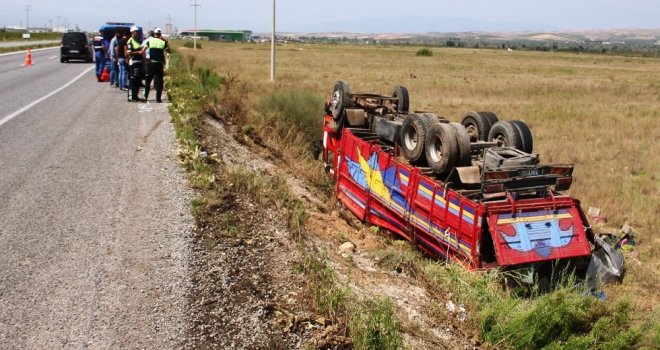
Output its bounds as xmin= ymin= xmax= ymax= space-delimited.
xmin=331 ymin=90 xmax=341 ymax=112
xmin=404 ymin=125 xmax=418 ymax=150
xmin=428 ymin=135 xmax=443 ymax=163
xmin=465 ymin=123 xmax=478 ymax=141
xmin=494 ymin=134 xmax=507 ymax=146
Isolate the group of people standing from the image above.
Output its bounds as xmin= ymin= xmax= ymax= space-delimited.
xmin=91 ymin=26 xmax=169 ymax=103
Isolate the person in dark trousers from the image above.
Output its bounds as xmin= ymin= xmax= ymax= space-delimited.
xmin=126 ymin=26 xmax=144 ymax=102
xmin=115 ymin=32 xmax=128 ymax=90
xmin=92 ymin=32 xmax=107 ymax=82
xmin=141 ymin=28 xmax=168 ymax=103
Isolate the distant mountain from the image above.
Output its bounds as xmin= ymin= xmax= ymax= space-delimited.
xmin=301 ymin=16 xmax=560 ymax=34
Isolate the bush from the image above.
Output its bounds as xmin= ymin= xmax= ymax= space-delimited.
xmin=259 ymin=90 xmax=325 ymax=143
xmin=349 ymin=298 xmax=402 ymax=350
xmin=416 ymin=47 xmax=433 ymax=56
xmin=302 ymin=252 xmax=348 ymax=321
xmin=481 ymin=292 xmax=641 ymax=349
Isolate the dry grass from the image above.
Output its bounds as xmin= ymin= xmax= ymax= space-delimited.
xmin=174 ymin=41 xmax=660 ymax=305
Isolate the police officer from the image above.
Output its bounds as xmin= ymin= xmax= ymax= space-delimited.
xmin=141 ymin=28 xmax=168 ymax=103
xmin=92 ymin=32 xmax=107 ymax=82
xmin=125 ymin=26 xmax=144 ymax=102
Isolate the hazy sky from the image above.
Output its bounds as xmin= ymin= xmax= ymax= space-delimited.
xmin=2 ymin=0 xmax=659 ymax=33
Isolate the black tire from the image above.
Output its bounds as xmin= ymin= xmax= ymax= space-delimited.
xmin=421 ymin=113 xmax=439 ymax=124
xmin=425 ymin=123 xmax=459 ymax=175
xmin=450 ymin=122 xmax=472 ymax=166
xmin=488 ymin=121 xmax=523 ymax=150
xmin=330 ymin=81 xmax=351 ymax=121
xmin=462 ymin=111 xmax=494 ymax=142
xmin=400 ymin=113 xmax=429 ymax=162
xmin=479 ymin=111 xmax=499 ymax=127
xmin=392 ymin=86 xmax=409 ymax=113
xmin=511 ymin=120 xmax=533 ymax=153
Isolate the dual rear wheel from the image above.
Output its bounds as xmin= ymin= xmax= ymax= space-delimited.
xmin=400 ymin=113 xmax=471 ymax=175
xmin=401 ymin=112 xmax=534 ymax=175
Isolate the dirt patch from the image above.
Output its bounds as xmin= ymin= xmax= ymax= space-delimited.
xmin=185 ymin=191 xmax=309 ymax=349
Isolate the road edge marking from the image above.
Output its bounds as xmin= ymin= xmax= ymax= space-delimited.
xmin=0 ymin=66 xmax=95 ymax=128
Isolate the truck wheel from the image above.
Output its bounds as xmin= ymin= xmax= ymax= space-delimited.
xmin=510 ymin=120 xmax=533 ymax=153
xmin=488 ymin=121 xmax=523 ymax=150
xmin=425 ymin=123 xmax=458 ymax=174
xmin=400 ymin=113 xmax=428 ymax=163
xmin=462 ymin=111 xmax=494 ymax=142
xmin=450 ymin=122 xmax=472 ymax=166
xmin=479 ymin=111 xmax=499 ymax=127
xmin=331 ymin=81 xmax=351 ymax=121
xmin=392 ymin=86 xmax=409 ymax=113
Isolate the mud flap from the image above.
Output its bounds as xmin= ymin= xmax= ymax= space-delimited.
xmin=586 ymin=236 xmax=624 ymax=289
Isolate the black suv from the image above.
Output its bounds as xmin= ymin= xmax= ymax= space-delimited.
xmin=60 ymin=31 xmax=93 ymax=63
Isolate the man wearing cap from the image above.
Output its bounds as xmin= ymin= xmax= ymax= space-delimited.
xmin=125 ymin=26 xmax=144 ymax=102
xmin=141 ymin=28 xmax=169 ymax=103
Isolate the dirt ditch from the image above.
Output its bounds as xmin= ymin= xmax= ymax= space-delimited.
xmin=183 ymin=112 xmax=477 ymax=349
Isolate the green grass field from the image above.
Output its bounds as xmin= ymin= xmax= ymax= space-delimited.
xmin=0 ymin=32 xmax=62 ymax=41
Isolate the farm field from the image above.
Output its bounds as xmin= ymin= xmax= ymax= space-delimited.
xmin=172 ymin=41 xmax=659 ymax=347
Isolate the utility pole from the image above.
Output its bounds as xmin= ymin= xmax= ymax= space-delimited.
xmin=270 ymin=0 xmax=275 ymax=81
xmin=25 ymin=5 xmax=31 ymax=32
xmin=56 ymin=16 xmax=61 ymax=32
xmin=191 ymin=0 xmax=201 ymax=51
xmin=165 ymin=15 xmax=173 ymax=36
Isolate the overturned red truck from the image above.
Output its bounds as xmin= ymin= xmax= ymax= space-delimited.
xmin=316 ymin=81 xmax=594 ymax=275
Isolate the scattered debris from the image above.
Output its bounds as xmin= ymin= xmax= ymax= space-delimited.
xmin=587 ymin=207 xmax=608 ymax=225
xmin=445 ymin=300 xmax=467 ymax=322
xmin=139 ymin=103 xmax=153 ymax=113
xmin=597 ymin=222 xmax=639 ymax=252
xmin=587 ymin=236 xmax=624 ymax=289
xmin=338 ymin=241 xmax=356 ymax=255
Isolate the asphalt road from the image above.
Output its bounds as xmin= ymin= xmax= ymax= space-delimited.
xmin=0 ymin=47 xmax=192 ymax=348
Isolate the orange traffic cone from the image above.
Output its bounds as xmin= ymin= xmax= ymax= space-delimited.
xmin=100 ymin=67 xmax=109 ymax=82
xmin=23 ymin=48 xmax=33 ymax=66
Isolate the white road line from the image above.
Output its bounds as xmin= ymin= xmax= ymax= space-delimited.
xmin=48 ymin=56 xmax=57 ymax=59
xmin=0 ymin=66 xmax=95 ymax=128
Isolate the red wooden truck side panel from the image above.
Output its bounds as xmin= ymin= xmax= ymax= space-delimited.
xmin=324 ymin=121 xmax=591 ymax=268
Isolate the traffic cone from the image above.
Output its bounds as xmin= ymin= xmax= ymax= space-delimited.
xmin=23 ymin=48 xmax=33 ymax=66
xmin=100 ymin=67 xmax=109 ymax=82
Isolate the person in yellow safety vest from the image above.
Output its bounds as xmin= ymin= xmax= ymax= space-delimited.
xmin=125 ymin=26 xmax=144 ymax=102
xmin=141 ymin=27 xmax=169 ymax=103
